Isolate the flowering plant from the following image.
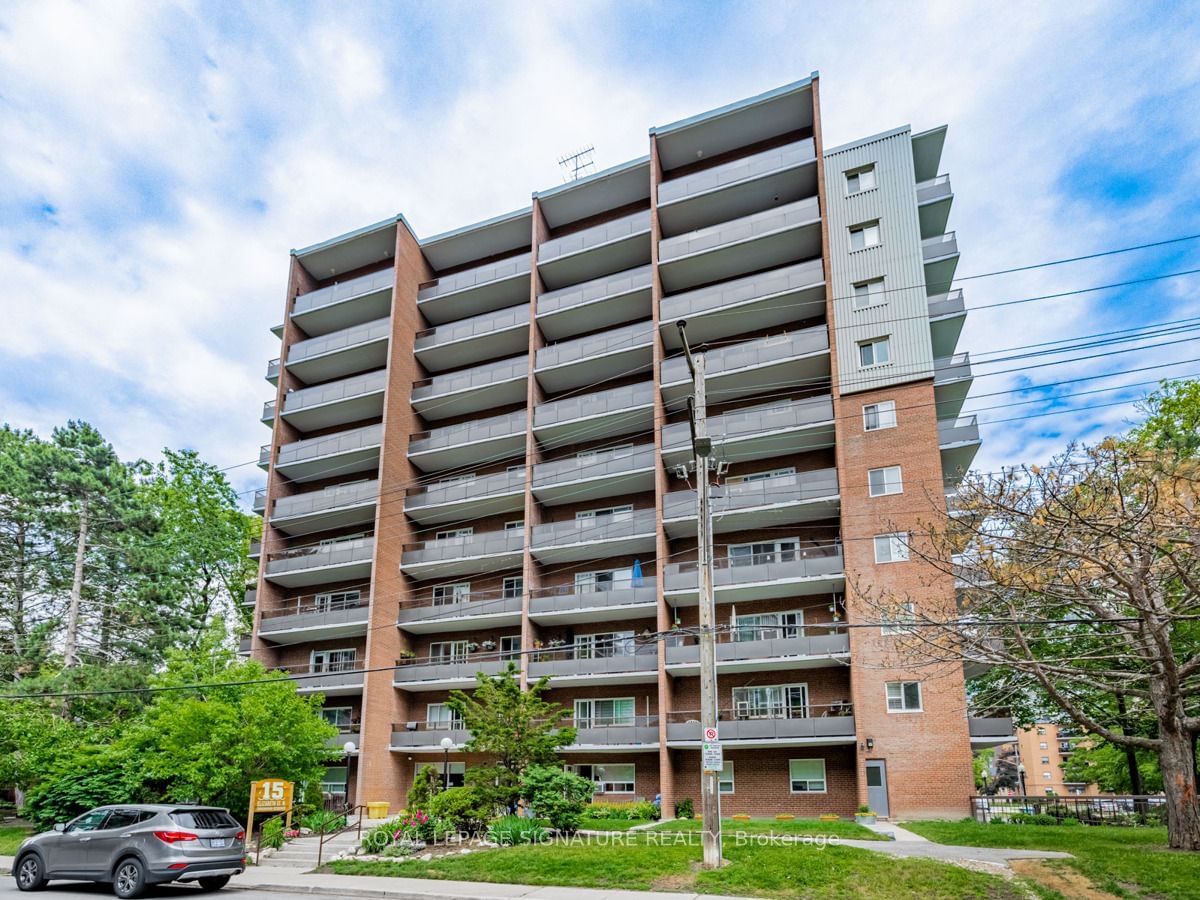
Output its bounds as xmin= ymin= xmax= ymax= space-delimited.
xmin=395 ymin=809 xmax=433 ymax=841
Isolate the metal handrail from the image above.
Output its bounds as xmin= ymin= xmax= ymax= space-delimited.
xmin=316 ymin=802 xmax=369 ymax=868
xmin=254 ymin=807 xmax=293 ymax=865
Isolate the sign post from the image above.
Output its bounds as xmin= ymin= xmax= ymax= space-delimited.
xmin=247 ymin=778 xmax=294 ymax=844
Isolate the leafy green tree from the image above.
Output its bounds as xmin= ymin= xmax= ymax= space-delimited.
xmin=21 ymin=745 xmax=140 ymax=829
xmin=407 ymin=764 xmax=442 ymax=810
xmin=1063 ymin=740 xmax=1164 ymax=793
xmin=1132 ymin=378 xmax=1200 ymax=457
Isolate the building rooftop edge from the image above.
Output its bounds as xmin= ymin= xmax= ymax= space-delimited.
xmin=824 ymin=124 xmax=912 ymax=156
xmin=649 ymin=71 xmax=818 ymax=137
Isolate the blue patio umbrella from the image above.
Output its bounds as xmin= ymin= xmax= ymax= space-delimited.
xmin=631 ymin=558 xmax=644 ymax=586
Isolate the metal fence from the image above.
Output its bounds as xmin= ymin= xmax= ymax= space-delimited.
xmin=969 ymin=795 xmax=1167 ymax=827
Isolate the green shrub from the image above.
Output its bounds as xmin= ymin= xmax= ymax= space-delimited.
xmin=1009 ymin=812 xmax=1058 ymax=826
xmin=21 ymin=747 xmax=138 ymax=829
xmin=674 ymin=798 xmax=694 ymax=819
xmin=260 ymin=817 xmax=285 ymax=850
xmin=361 ymin=821 xmax=396 ymax=852
xmin=519 ymin=764 xmax=593 ymax=833
xmin=1060 ymin=817 xmax=1081 ymax=826
xmin=381 ymin=838 xmax=425 ymax=857
xmin=427 ymin=786 xmax=492 ymax=835
xmin=630 ymin=799 xmax=659 ymax=820
xmin=488 ymin=814 xmax=549 ymax=845
xmin=584 ymin=801 xmax=633 ymax=820
xmin=300 ymin=809 xmax=346 ymax=833
xmin=408 ymin=764 xmax=442 ymax=810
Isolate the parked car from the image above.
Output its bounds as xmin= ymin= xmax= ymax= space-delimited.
xmin=11 ymin=804 xmax=245 ymax=897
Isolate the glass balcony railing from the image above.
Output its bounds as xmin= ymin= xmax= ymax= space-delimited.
xmin=409 ymin=410 xmax=526 ymax=456
xmin=271 ymin=480 xmax=378 ymax=521
xmin=663 ymin=468 xmax=839 ymax=520
xmin=393 ymin=654 xmax=512 ymax=685
xmin=414 ymin=303 xmax=529 ymax=352
xmin=659 ymin=258 xmax=824 ymax=322
xmin=527 ymin=643 xmax=658 ymax=680
xmin=663 ymin=543 xmax=844 ymax=593
xmin=533 ymin=445 xmax=656 ymax=489
xmin=666 ymin=704 xmax=855 ymax=742
xmin=538 ymin=210 xmax=651 ymax=264
xmin=411 ymin=356 xmax=527 ymax=403
xmin=536 ymin=320 xmax=654 ymax=371
xmin=660 ymin=327 xmax=828 ymax=386
xmin=927 ymin=288 xmax=965 ymax=319
xmin=529 ymin=581 xmax=658 ymax=618
xmin=661 ymin=396 xmax=834 ymax=452
xmin=531 ymin=508 xmax=656 ymax=550
xmin=259 ymin=592 xmax=371 ymax=634
xmin=280 ymin=370 xmax=387 ymax=416
xmin=665 ymin=626 xmax=849 ymax=667
xmin=938 ymin=415 xmax=980 ymax=447
xmin=658 ymin=138 xmax=815 ymax=205
xmin=266 ymin=358 xmax=281 ymax=382
xmin=659 ymin=196 xmax=820 ymax=263
xmin=417 ymin=253 xmax=531 ymax=304
xmin=916 ymin=174 xmax=952 ymax=205
xmin=396 ymin=587 xmax=524 ymax=628
xmin=534 ymin=382 xmax=654 ymax=430
xmin=405 ymin=469 xmax=525 ymax=511
xmin=934 ymin=352 xmax=972 ymax=383
xmin=264 ymin=536 xmax=375 ymax=578
xmin=261 ymin=399 xmax=277 ymax=422
xmin=537 ymin=265 xmax=652 ymax=317
xmin=401 ymin=529 xmax=524 ymax=568
xmin=293 ymin=270 xmax=393 ymax=317
xmin=276 ymin=424 xmax=384 ymax=470
xmin=922 ymin=231 xmax=959 ymax=261
xmin=286 ymin=317 xmax=390 ymax=367
xmin=252 ymin=489 xmax=267 ymax=513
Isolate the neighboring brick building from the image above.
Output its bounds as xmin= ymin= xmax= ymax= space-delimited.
xmin=245 ymin=73 xmax=1003 ymax=820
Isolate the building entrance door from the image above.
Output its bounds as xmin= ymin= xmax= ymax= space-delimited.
xmin=866 ymin=760 xmax=889 ymax=817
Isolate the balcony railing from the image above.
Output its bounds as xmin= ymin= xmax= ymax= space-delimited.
xmin=533 ymin=445 xmax=656 ymax=488
xmin=934 ymin=352 xmax=973 ymax=384
xmin=663 ymin=543 xmax=844 ymax=593
xmin=411 ymin=356 xmax=526 ymax=402
xmin=660 ymin=258 xmax=824 ymax=323
xmin=662 ymin=396 xmax=834 ymax=452
xmin=660 ymin=327 xmax=828 ymax=386
xmin=286 ymin=317 xmax=390 ymax=367
xmin=922 ymin=231 xmax=959 ymax=261
xmin=279 ymin=659 xmax=365 ymax=692
xmin=260 ymin=587 xmax=369 ymax=620
xmin=529 ymin=581 xmax=658 ymax=618
xmin=401 ymin=529 xmax=524 ymax=567
xmin=396 ymin=588 xmax=524 ymax=628
xmin=916 ymin=174 xmax=953 ymax=205
xmin=665 ymin=626 xmax=849 ymax=667
xmin=293 ymin=270 xmax=394 ymax=317
xmin=252 ymin=489 xmax=267 ymax=513
xmin=405 ymin=469 xmax=525 ymax=511
xmin=938 ymin=415 xmax=980 ymax=447
xmin=531 ymin=508 xmax=655 ymax=551
xmin=414 ymin=303 xmax=529 ymax=351
xmin=271 ymin=480 xmax=378 ymax=521
xmin=574 ymin=715 xmax=660 ymax=747
xmin=663 ymin=468 xmax=839 ymax=520
xmin=659 ymin=196 xmax=820 ymax=263
xmin=658 ymin=138 xmax=815 ymax=205
xmin=390 ymin=722 xmax=471 ymax=748
xmin=243 ymin=587 xmax=257 ymax=606
xmin=275 ymin=423 xmax=383 ymax=469
xmin=537 ymin=265 xmax=653 ymax=316
xmin=667 ymin=704 xmax=855 ymax=743
xmin=534 ymin=382 xmax=654 ymax=429
xmin=266 ymin=358 xmax=281 ymax=382
xmin=393 ymin=654 xmax=513 ymax=685
xmin=968 ymin=717 xmax=1015 ymax=738
xmin=527 ymin=644 xmax=658 ymax=680
xmin=928 ymin=288 xmax=965 ymax=319
xmin=261 ymin=399 xmax=277 ymax=422
xmin=538 ymin=210 xmax=651 ymax=264
xmin=280 ymin=370 xmax=387 ymax=415
xmin=417 ymin=253 xmax=531 ymax=303
xmin=265 ymin=536 xmax=375 ymax=577
xmin=259 ymin=594 xmax=371 ymax=634
xmin=536 ymin=320 xmax=654 ymax=371
xmin=409 ymin=409 xmax=526 ymax=456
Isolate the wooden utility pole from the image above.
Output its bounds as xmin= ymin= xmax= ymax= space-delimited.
xmin=677 ymin=321 xmax=722 ymax=869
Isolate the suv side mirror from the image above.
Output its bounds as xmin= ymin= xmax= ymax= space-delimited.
xmin=53 ymin=823 xmax=66 ymax=833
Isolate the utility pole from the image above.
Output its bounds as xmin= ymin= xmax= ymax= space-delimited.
xmin=677 ymin=320 xmax=722 ymax=869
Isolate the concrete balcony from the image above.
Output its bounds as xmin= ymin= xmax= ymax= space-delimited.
xmin=665 ymin=628 xmax=850 ymax=675
xmin=258 ymin=594 xmax=370 ymax=644
xmin=404 ymin=468 xmax=525 ymax=526
xmin=279 ymin=369 xmax=387 ymax=433
xmin=663 ymin=544 xmax=844 ymax=606
xmin=417 ymin=252 xmax=532 ymax=325
xmin=266 ymin=358 xmax=280 ymax=385
xmin=969 ymin=716 xmax=1016 ymax=748
xmin=537 ymin=210 xmax=652 ymax=291
xmin=662 ymin=467 xmax=840 ymax=537
xmin=396 ymin=589 xmax=524 ymax=634
xmin=659 ymin=259 xmax=826 ymax=349
xmin=411 ymin=355 xmax=527 ymax=422
xmin=291 ymin=269 xmax=394 ymax=337
xmin=268 ymin=479 xmax=379 ymax=537
xmin=658 ymin=138 xmax=817 ymax=235
xmin=660 ymin=326 xmax=829 ymax=405
xmin=916 ymin=174 xmax=953 ymax=239
xmin=533 ymin=382 xmax=655 ymax=447
xmin=658 ymin=196 xmax=822 ymax=293
xmin=535 ymin=320 xmax=654 ymax=393
xmin=572 ymin=716 xmax=660 ymax=751
xmin=328 ymin=730 xmax=361 ymax=754
xmin=408 ymin=409 xmax=526 ymax=473
xmin=261 ymin=399 xmax=276 ymax=425
xmin=284 ymin=317 xmax=390 ymax=385
xmin=272 ymin=423 xmax=382 ymax=483
xmin=532 ymin=445 xmax=656 ymax=506
xmin=529 ymin=581 xmax=658 ymax=626
xmin=934 ymin=352 xmax=974 ymax=421
xmin=252 ymin=489 xmax=267 ymax=514
xmin=661 ymin=395 xmax=835 ymax=466
xmin=249 ymin=540 xmax=261 ymax=560
xmin=527 ymin=646 xmax=659 ymax=686
xmin=283 ymin=660 xmax=365 ymax=697
xmin=237 ymin=636 xmax=251 ymax=656
xmin=259 ymin=443 xmax=271 ymax=469
xmin=938 ymin=415 xmax=981 ymax=485
xmin=536 ymin=265 xmax=653 ymax=341
xmin=414 ymin=303 xmax=530 ymax=372
xmin=263 ymin=536 xmax=375 ymax=589
xmin=666 ymin=708 xmax=856 ymax=748
xmin=928 ymin=288 xmax=966 ymax=359
xmin=530 ymin=508 xmax=656 ymax=563
xmin=390 ymin=723 xmax=470 ymax=752
xmin=392 ymin=655 xmax=512 ymax=691
xmin=243 ymin=587 xmax=256 ymax=607
xmin=400 ymin=529 xmax=524 ymax=579
xmin=922 ymin=230 xmax=960 ymax=294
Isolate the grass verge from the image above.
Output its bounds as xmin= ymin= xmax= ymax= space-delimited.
xmin=0 ymin=826 xmax=31 ymax=854
xmin=652 ymin=816 xmax=887 ymax=841
xmin=580 ymin=817 xmax=655 ymax=831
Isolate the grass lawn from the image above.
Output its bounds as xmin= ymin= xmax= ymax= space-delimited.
xmin=329 ymin=832 xmax=1027 ymax=898
xmin=0 ymin=826 xmax=31 ymax=854
xmin=580 ymin=817 xmax=654 ymax=831
xmin=653 ymin=816 xmax=887 ymax=841
xmin=903 ymin=820 xmax=1200 ymax=898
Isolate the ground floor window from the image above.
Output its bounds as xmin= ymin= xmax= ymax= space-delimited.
xmin=788 ymin=759 xmax=827 ymax=793
xmin=416 ymin=761 xmax=464 ymax=788
xmin=719 ymin=762 xmax=734 ymax=794
xmin=568 ymin=763 xmax=636 ymax=793
xmin=321 ymin=765 xmax=348 ymax=797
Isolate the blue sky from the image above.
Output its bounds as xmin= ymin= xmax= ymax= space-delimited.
xmin=2 ymin=0 xmax=1199 ymax=501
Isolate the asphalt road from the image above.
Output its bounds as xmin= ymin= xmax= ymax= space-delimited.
xmin=0 ymin=878 xmax=308 ymax=900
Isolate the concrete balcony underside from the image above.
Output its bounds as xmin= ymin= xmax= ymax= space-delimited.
xmin=285 ymin=317 xmax=391 ymax=386
xmin=536 ymin=265 xmax=653 ymax=342
xmin=264 ymin=538 xmax=375 ymax=589
xmin=527 ymin=651 xmax=659 ymax=686
xmin=922 ymin=231 xmax=960 ymax=294
xmin=664 ymin=632 xmax=850 ymax=674
xmin=291 ymin=270 xmax=394 ymax=337
xmin=529 ymin=584 xmax=658 ymax=626
xmin=396 ymin=594 xmax=523 ymax=634
xmin=533 ymin=382 xmax=655 ymax=447
xmin=535 ymin=320 xmax=654 ymax=394
xmin=664 ymin=550 xmax=845 ymax=606
xmin=928 ymin=289 xmax=966 ymax=359
xmin=934 ymin=353 xmax=974 ymax=422
xmin=532 ymin=446 xmax=656 ymax=506
xmin=530 ymin=509 xmax=657 ymax=563
xmin=404 ymin=471 xmax=526 ymax=525
xmin=271 ymin=424 xmax=383 ymax=483
xmin=661 ymin=396 xmax=835 ymax=466
xmin=662 ymin=469 xmax=840 ymax=537
xmin=414 ymin=303 xmax=530 ymax=372
xmin=279 ymin=370 xmax=387 ymax=433
xmin=411 ymin=357 xmax=527 ymax=422
xmin=269 ymin=480 xmax=379 ymax=536
xmin=537 ymin=210 xmax=652 ymax=291
xmin=400 ymin=532 xmax=524 ymax=579
xmin=407 ymin=410 xmax=527 ymax=473
xmin=917 ymin=174 xmax=954 ymax=240
xmin=417 ymin=253 xmax=532 ymax=325
xmin=939 ymin=415 xmax=982 ymax=485
xmin=666 ymin=715 xmax=856 ymax=749
xmin=258 ymin=603 xmax=371 ymax=645
xmin=969 ymin=716 xmax=1016 ymax=748
xmin=289 ymin=669 xmax=365 ymax=697
xmin=392 ymin=658 xmax=511 ymax=691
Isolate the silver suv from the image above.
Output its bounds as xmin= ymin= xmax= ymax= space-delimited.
xmin=11 ymin=804 xmax=245 ymax=897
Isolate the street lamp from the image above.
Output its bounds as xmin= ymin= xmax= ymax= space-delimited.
xmin=440 ymin=737 xmax=454 ymax=790
xmin=1017 ymin=762 xmax=1027 ymax=797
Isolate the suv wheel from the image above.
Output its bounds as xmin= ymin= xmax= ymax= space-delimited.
xmin=112 ymin=857 xmax=146 ymax=899
xmin=198 ymin=875 xmax=231 ymax=891
xmin=14 ymin=853 xmax=47 ymax=892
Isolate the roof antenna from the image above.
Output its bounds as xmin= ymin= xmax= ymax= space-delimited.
xmin=558 ymin=145 xmax=596 ymax=182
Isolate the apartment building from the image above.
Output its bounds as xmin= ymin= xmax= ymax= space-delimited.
xmin=994 ymin=724 xmax=1097 ymax=797
xmin=246 ymin=72 xmax=1006 ymax=819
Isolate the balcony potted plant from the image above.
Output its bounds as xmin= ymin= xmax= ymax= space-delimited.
xmin=480 ymin=639 xmax=496 ymax=651
xmin=855 ymin=804 xmax=878 ymax=825
xmin=396 ymin=649 xmax=416 ymax=666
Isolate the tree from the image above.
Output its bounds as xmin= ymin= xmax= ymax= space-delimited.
xmin=1133 ymin=379 xmax=1200 ymax=458
xmin=519 ymin=765 xmax=593 ymax=833
xmin=1063 ymin=740 xmax=1163 ymax=794
xmin=408 ymin=764 xmax=442 ymax=809
xmin=860 ymin=440 xmax=1200 ymax=849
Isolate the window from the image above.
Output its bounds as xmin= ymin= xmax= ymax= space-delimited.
xmin=575 ymin=568 xmax=634 ymax=592
xmin=719 ymin=762 xmax=735 ymax=794
xmin=728 ymin=537 xmax=798 ymax=567
xmin=432 ymin=583 xmax=470 ymax=606
xmin=789 ymin=759 xmax=827 ymax=793
xmin=733 ymin=684 xmax=808 ymax=720
xmin=576 ymin=504 xmax=633 ymax=523
xmin=863 ymin=400 xmax=897 ymax=431
xmin=505 ymin=520 xmax=524 ymax=531
xmin=880 ymin=602 xmax=917 ymax=635
xmin=885 ymin=681 xmax=922 ymax=712
xmin=417 ymin=761 xmax=464 ymax=788
xmin=321 ymin=707 xmax=353 ymax=729
xmin=436 ymin=473 xmax=476 ymax=487
xmin=852 ymin=278 xmax=885 ymax=309
xmin=502 ymin=576 xmax=523 ymax=598
xmin=569 ymin=763 xmax=636 ymax=794
xmin=318 ymin=532 xmax=369 ymax=547
xmin=849 ymin=221 xmax=881 ymax=250
xmin=321 ymin=766 xmax=348 ymax=795
xmin=314 ymin=589 xmax=361 ymax=612
xmin=66 ymin=810 xmax=110 ymax=833
xmin=1041 ymin=756 xmax=1050 ymax=765
xmin=574 ymin=631 xmax=635 ymax=659
xmin=101 ymin=809 xmax=141 ymax=830
xmin=429 ymin=641 xmax=469 ymax=663
xmin=874 ymin=533 xmax=910 ymax=564
xmin=868 ymin=466 xmax=903 ymax=497
xmin=311 ymin=648 xmax=356 ymax=673
xmin=845 ymin=165 xmax=876 ymax=195
xmin=426 ymin=703 xmax=464 ymax=729
xmin=1043 ymin=772 xmax=1052 ymax=781
xmin=507 ymin=464 xmax=525 ymax=474
xmin=726 ymin=466 xmax=795 ymax=485
xmin=435 ymin=527 xmax=473 ymax=541
xmin=1037 ymin=727 xmax=1046 ymax=735
xmin=577 ymin=443 xmax=633 ymax=461
xmin=500 ymin=635 xmax=521 ymax=659
xmin=858 ymin=336 xmax=891 ymax=367
xmin=1039 ymin=742 xmax=1049 ymax=750
xmin=574 ymin=697 xmax=635 ymax=727
xmin=734 ymin=610 xmax=804 ymax=641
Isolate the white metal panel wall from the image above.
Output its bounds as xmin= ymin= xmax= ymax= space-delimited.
xmin=824 ymin=129 xmax=935 ymax=394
